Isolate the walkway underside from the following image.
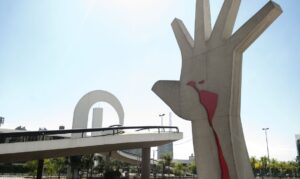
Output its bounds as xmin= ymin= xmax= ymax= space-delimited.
xmin=0 ymin=132 xmax=182 ymax=162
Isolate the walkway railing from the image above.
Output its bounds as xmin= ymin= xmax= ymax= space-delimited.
xmin=0 ymin=126 xmax=179 ymax=144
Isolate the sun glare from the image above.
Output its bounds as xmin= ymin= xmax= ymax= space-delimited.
xmin=84 ymin=0 xmax=170 ymax=21
xmin=111 ymin=0 xmax=156 ymax=12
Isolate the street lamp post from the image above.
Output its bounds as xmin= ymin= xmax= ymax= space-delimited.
xmin=262 ymin=128 xmax=270 ymax=176
xmin=159 ymin=114 xmax=165 ymax=126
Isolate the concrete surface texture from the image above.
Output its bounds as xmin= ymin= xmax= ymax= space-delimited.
xmin=152 ymin=0 xmax=282 ymax=179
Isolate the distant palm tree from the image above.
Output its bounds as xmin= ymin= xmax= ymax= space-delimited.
xmin=260 ymin=156 xmax=269 ymax=177
xmin=159 ymin=153 xmax=172 ymax=178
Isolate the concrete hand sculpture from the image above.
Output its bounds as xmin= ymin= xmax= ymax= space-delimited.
xmin=152 ymin=0 xmax=282 ymax=178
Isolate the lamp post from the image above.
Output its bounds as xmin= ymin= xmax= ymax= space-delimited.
xmin=262 ymin=128 xmax=270 ymax=176
xmin=159 ymin=114 xmax=165 ymax=126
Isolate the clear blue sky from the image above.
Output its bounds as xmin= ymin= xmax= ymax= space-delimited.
xmin=0 ymin=0 xmax=299 ymax=161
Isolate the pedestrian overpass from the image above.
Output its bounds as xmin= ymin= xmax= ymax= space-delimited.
xmin=0 ymin=126 xmax=182 ymax=178
xmin=0 ymin=126 xmax=182 ymax=162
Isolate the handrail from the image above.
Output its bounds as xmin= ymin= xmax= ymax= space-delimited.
xmin=0 ymin=126 xmax=179 ymax=138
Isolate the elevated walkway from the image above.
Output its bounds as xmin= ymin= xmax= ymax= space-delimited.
xmin=0 ymin=126 xmax=182 ymax=163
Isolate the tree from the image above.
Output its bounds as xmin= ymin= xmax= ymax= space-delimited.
xmin=25 ymin=160 xmax=37 ymax=178
xmin=94 ymin=155 xmax=105 ymax=175
xmin=269 ymin=158 xmax=280 ymax=177
xmin=173 ymin=162 xmax=185 ymax=177
xmin=249 ymin=156 xmax=300 ymax=178
xmin=249 ymin=157 xmax=264 ymax=177
xmin=188 ymin=161 xmax=197 ymax=175
xmin=44 ymin=159 xmax=56 ymax=176
xmin=249 ymin=157 xmax=256 ymax=171
xmin=50 ymin=157 xmax=66 ymax=178
xmin=158 ymin=153 xmax=173 ymax=178
xmin=81 ymin=154 xmax=95 ymax=178
xmin=260 ymin=156 xmax=269 ymax=177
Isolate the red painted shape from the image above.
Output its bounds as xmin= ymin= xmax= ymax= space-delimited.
xmin=212 ymin=129 xmax=230 ymax=179
xmin=187 ymin=80 xmax=230 ymax=179
xmin=199 ymin=90 xmax=217 ymax=126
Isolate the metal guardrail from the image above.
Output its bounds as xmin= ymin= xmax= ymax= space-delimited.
xmin=0 ymin=126 xmax=179 ymax=141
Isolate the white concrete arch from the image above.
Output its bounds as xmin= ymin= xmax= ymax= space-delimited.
xmin=72 ymin=90 xmax=124 ymax=138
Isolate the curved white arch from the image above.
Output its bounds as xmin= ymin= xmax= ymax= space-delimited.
xmin=72 ymin=90 xmax=124 ymax=138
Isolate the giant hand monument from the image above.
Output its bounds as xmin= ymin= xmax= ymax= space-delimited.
xmin=152 ymin=0 xmax=282 ymax=178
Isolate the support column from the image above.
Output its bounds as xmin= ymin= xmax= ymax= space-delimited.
xmin=141 ymin=147 xmax=151 ymax=179
xmin=36 ymin=159 xmax=44 ymax=179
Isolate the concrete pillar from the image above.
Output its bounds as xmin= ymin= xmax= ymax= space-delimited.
xmin=36 ymin=159 xmax=44 ymax=179
xmin=67 ymin=156 xmax=81 ymax=179
xmin=141 ymin=147 xmax=150 ymax=179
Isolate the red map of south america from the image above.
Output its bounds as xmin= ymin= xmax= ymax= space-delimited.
xmin=187 ymin=80 xmax=230 ymax=179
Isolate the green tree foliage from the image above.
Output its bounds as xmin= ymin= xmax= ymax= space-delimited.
xmin=173 ymin=162 xmax=185 ymax=176
xmin=102 ymin=158 xmax=126 ymax=179
xmin=188 ymin=161 xmax=197 ymax=175
xmin=44 ymin=159 xmax=55 ymax=175
xmin=250 ymin=156 xmax=300 ymax=178
xmin=52 ymin=157 xmax=66 ymax=176
xmin=93 ymin=154 xmax=105 ymax=174
xmin=81 ymin=154 xmax=94 ymax=178
xmin=158 ymin=153 xmax=173 ymax=178
xmin=25 ymin=160 xmax=37 ymax=177
xmin=44 ymin=158 xmax=66 ymax=177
